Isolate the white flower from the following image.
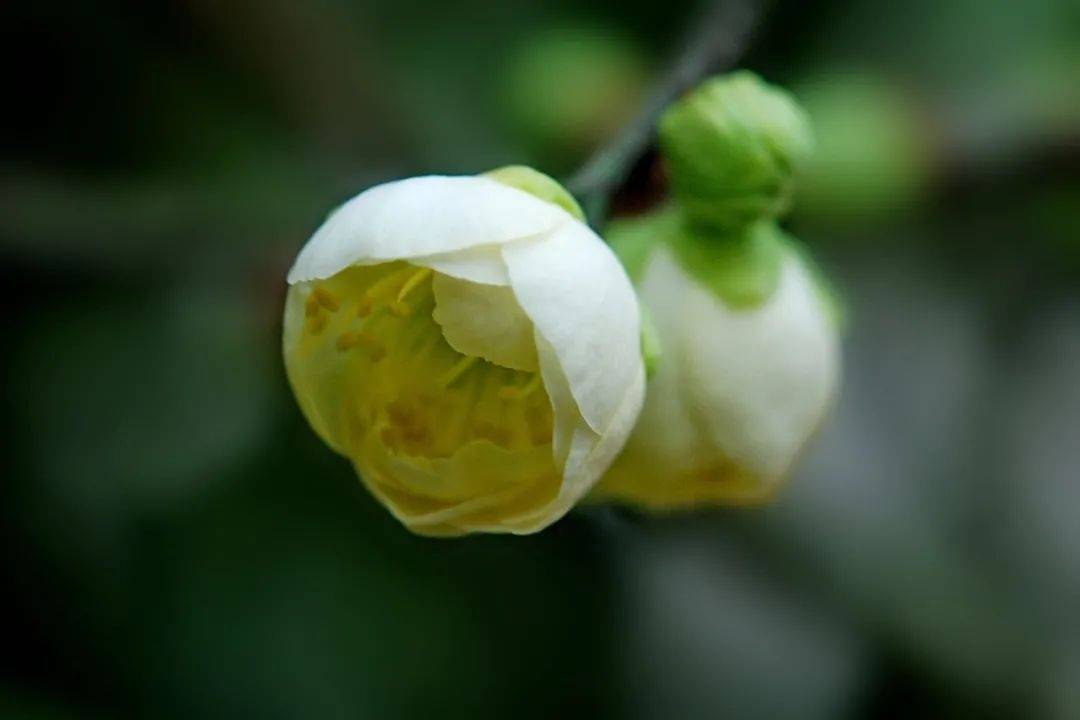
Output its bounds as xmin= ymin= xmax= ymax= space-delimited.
xmin=596 ymin=241 xmax=840 ymax=507
xmin=283 ymin=173 xmax=644 ymax=535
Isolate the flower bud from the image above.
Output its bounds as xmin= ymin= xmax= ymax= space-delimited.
xmin=659 ymin=71 xmax=814 ymax=231
xmin=595 ymin=210 xmax=840 ymax=507
xmin=283 ymin=171 xmax=644 ymax=535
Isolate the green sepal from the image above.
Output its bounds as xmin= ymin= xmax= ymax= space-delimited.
xmin=639 ymin=304 xmax=662 ymax=379
xmin=606 ymin=204 xmax=787 ymax=310
xmin=666 ymin=216 xmax=786 ymax=310
xmin=485 ymin=165 xmax=586 ymax=220
xmin=605 ymin=204 xmax=682 ymax=282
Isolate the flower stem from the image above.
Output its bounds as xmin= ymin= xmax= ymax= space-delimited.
xmin=565 ymin=0 xmax=764 ymax=228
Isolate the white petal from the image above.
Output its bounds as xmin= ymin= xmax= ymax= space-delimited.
xmin=645 ymin=244 xmax=840 ymax=480
xmin=611 ymin=247 xmax=701 ymax=472
xmin=535 ymin=331 xmax=580 ymax=470
xmin=432 ymin=273 xmax=539 ymax=372
xmin=501 ymin=221 xmax=643 ymax=433
xmin=288 ymin=175 xmax=569 ymax=284
xmin=562 ymin=365 xmax=646 ymax=499
xmin=409 ymin=244 xmax=510 ymax=285
xmin=501 ymin=362 xmax=646 ymax=534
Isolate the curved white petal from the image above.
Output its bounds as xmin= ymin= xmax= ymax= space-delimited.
xmin=534 ymin=331 xmax=581 ymax=471
xmin=562 ymin=364 xmax=646 ymax=497
xmin=642 ymin=244 xmax=840 ymax=481
xmin=409 ymin=245 xmax=510 ymax=285
xmin=557 ymin=365 xmax=646 ymax=506
xmin=288 ymin=175 xmax=569 ymax=284
xmin=501 ymin=221 xmax=643 ymax=433
xmin=503 ymin=363 xmax=646 ymax=534
xmin=432 ymin=273 xmax=538 ymax=372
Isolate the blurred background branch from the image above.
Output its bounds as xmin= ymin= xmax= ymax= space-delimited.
xmin=567 ymin=0 xmax=762 ymax=225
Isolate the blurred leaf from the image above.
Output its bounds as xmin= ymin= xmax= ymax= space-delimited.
xmin=794 ymin=73 xmax=929 ymax=227
xmin=134 ymin=444 xmax=616 ymax=718
xmin=756 ymin=248 xmax=1040 ymax=707
xmin=613 ymin=528 xmax=864 ymax=720
xmin=0 ymin=689 xmax=88 ymax=720
xmin=11 ymin=280 xmax=276 ymax=512
xmin=0 ymin=162 xmax=340 ymax=274
xmin=499 ymin=26 xmax=650 ymax=173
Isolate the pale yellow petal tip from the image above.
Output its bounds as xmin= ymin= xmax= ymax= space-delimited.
xmin=592 ymin=456 xmax=786 ymax=511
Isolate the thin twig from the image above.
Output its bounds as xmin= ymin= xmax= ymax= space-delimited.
xmin=565 ymin=0 xmax=764 ymax=226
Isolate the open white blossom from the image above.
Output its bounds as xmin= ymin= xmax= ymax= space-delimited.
xmin=283 ymin=173 xmax=645 ymax=535
xmin=596 ymin=242 xmax=840 ymax=507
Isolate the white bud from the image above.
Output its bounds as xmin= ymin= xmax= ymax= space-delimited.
xmin=597 ymin=241 xmax=839 ymax=507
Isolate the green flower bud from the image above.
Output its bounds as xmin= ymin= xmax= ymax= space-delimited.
xmin=659 ymin=71 xmax=814 ymax=231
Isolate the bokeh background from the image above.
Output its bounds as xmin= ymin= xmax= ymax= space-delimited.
xmin=2 ymin=0 xmax=1078 ymax=717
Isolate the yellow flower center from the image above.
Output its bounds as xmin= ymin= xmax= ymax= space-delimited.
xmin=284 ymin=262 xmax=560 ymax=530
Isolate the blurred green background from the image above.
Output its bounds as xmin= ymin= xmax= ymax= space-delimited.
xmin=1 ymin=0 xmax=1078 ymax=717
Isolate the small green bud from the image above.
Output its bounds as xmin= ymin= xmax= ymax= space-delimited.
xmin=485 ymin=165 xmax=585 ymax=220
xmin=659 ymin=71 xmax=813 ymax=231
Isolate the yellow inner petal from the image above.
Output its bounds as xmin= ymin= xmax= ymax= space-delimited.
xmin=431 ymin=272 xmax=539 ymax=371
